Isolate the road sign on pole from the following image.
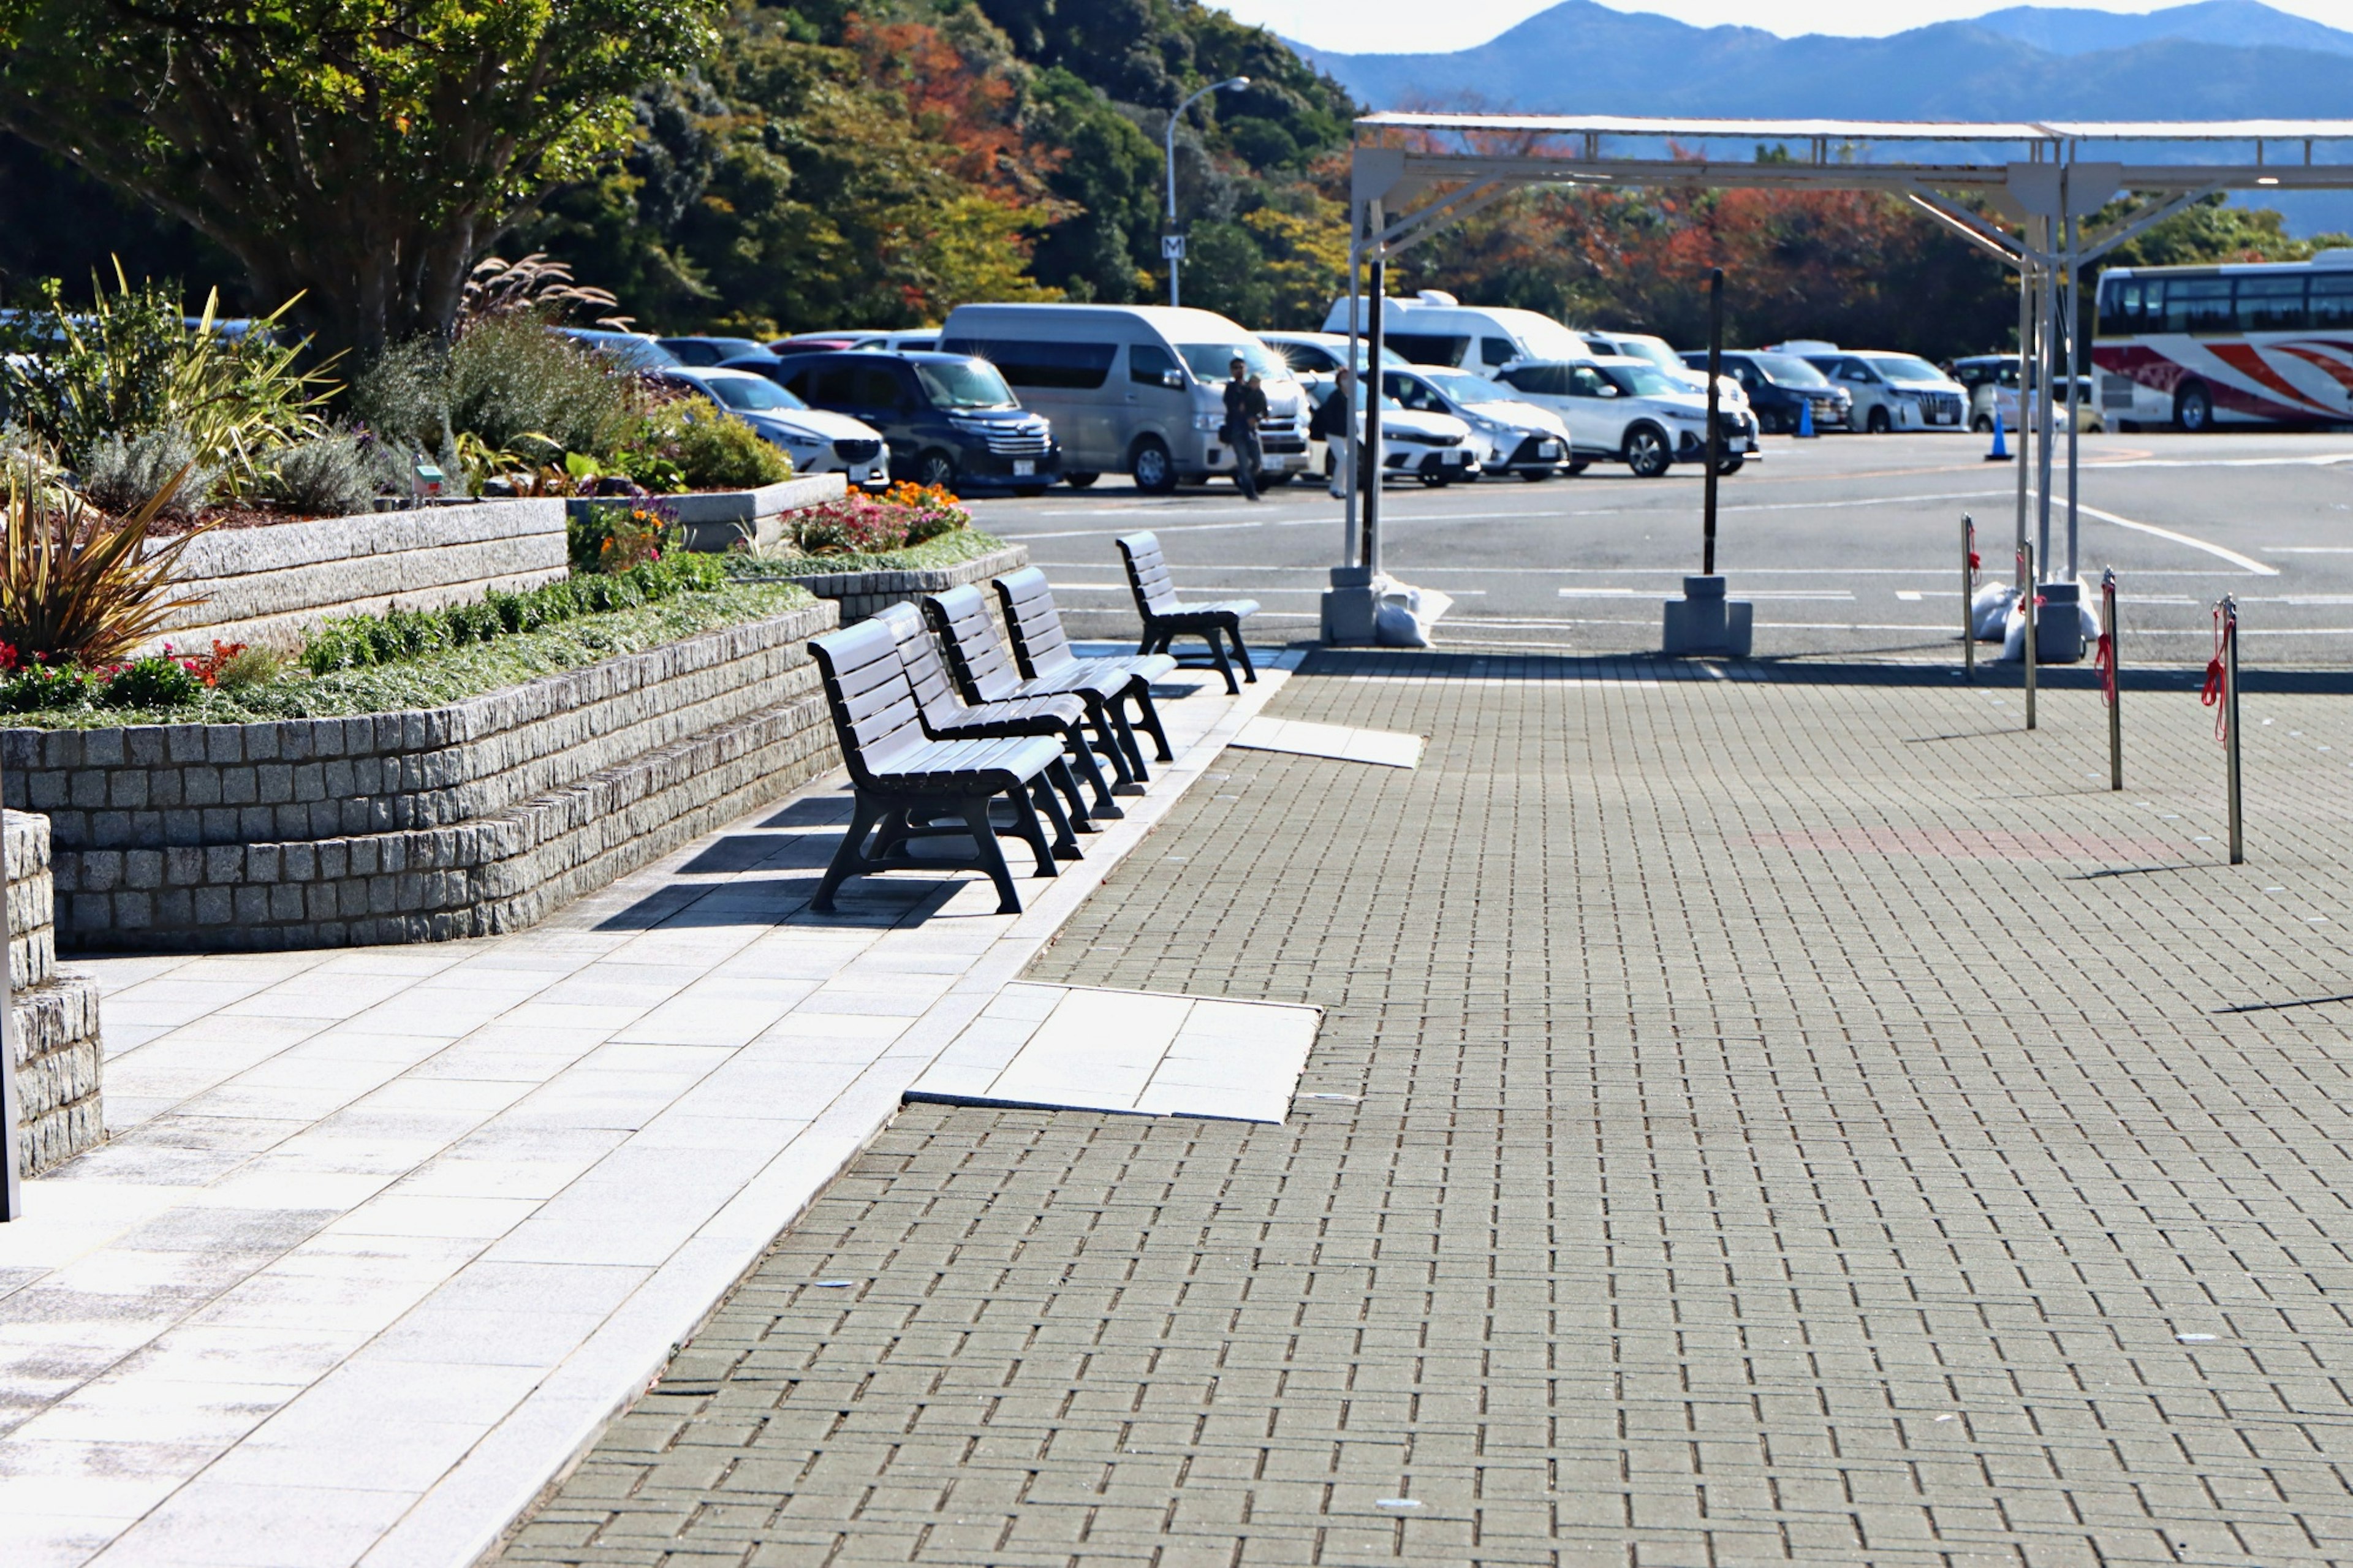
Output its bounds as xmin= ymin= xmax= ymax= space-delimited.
xmin=1162 ymin=234 xmax=1186 ymax=260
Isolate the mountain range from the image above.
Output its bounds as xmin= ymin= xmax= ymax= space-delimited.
xmin=1288 ymin=1 xmax=2353 ymax=232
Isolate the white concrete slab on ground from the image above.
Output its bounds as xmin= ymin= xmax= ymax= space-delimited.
xmin=1230 ymin=716 xmax=1424 ymax=769
xmin=0 ymin=651 xmax=1307 ymax=1568
xmin=906 ymin=982 xmax=1320 ymax=1123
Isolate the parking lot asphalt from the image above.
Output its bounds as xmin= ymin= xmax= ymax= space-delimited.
xmin=963 ymin=430 xmax=2353 ymax=665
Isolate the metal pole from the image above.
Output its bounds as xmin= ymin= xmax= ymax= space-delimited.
xmin=1702 ymin=267 xmax=1723 ymax=577
xmin=1343 ymin=234 xmax=1360 ymax=565
xmin=2036 ymin=241 xmax=2058 ymax=581
xmin=1963 ymin=513 xmax=1977 ymax=682
xmin=2 ymin=756 xmax=21 ymax=1222
xmin=2021 ymin=541 xmax=2037 ymax=730
xmin=2014 ymin=253 xmax=2034 ymax=585
xmin=1364 ymin=259 xmax=1385 ymax=575
xmin=2064 ymin=199 xmax=2083 ymax=580
xmin=2224 ymin=595 xmax=2243 ymax=865
xmin=1165 ymin=112 xmax=1181 ymax=310
xmin=2102 ymin=568 xmax=2121 ymax=791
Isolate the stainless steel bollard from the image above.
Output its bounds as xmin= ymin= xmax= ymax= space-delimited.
xmin=2020 ymin=542 xmax=2037 ymax=730
xmin=2222 ymin=595 xmax=2243 ymax=865
xmin=1963 ymin=513 xmax=1977 ymax=683
xmin=2101 ymin=568 xmax=2121 ymax=792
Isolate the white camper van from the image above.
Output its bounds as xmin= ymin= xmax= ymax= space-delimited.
xmin=938 ymin=303 xmax=1310 ymax=493
xmin=1319 ymin=292 xmax=1588 ymax=375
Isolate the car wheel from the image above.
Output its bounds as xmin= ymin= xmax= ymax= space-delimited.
xmin=2173 ymin=381 xmax=2213 ymax=433
xmin=1259 ymin=471 xmax=1294 ymax=488
xmin=1129 ymin=436 xmax=1177 ymax=495
xmin=1865 ymin=406 xmax=1892 ymax=434
xmin=1518 ymin=468 xmax=1552 ymax=482
xmin=1715 ymin=454 xmax=1745 ymax=476
xmin=1623 ymin=425 xmax=1672 ymax=478
xmin=1566 ymin=458 xmax=1591 ymax=475
xmin=1014 ymin=486 xmax=1048 ymax=498
xmin=915 ymin=449 xmax=958 ymax=488
xmin=1063 ymin=472 xmax=1101 ymax=489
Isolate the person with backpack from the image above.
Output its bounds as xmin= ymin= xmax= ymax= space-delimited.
xmin=1222 ymin=357 xmax=1268 ymax=501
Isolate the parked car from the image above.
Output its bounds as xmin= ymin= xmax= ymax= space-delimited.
xmin=1325 ymin=400 xmax=1480 ymax=487
xmin=1321 ymin=291 xmax=1589 ymax=374
xmin=1773 ymin=343 xmax=1968 ymax=433
xmin=556 ymin=327 xmax=680 ymax=371
xmin=768 ymin=333 xmax=865 ymax=357
xmin=1494 ymin=357 xmax=1758 ymax=476
xmin=845 ymin=329 xmax=941 ymax=353
xmin=1689 ymin=350 xmax=1852 ymax=434
xmin=765 ymin=350 xmax=1059 ymax=493
xmin=657 ymin=336 xmax=770 ymax=367
xmin=653 ymin=366 xmax=889 ymax=490
xmin=1259 ymin=330 xmax=1409 ymax=403
xmin=938 ymin=303 xmax=1311 ymax=493
xmin=1950 ymin=355 xmax=2104 ymax=433
xmin=1380 ymin=365 xmax=1568 ymax=480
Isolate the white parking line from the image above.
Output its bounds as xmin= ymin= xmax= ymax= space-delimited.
xmin=2074 ymin=502 xmax=2278 ymax=575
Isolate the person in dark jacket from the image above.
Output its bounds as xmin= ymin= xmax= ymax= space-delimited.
xmin=1311 ymin=366 xmax=1368 ymax=499
xmin=1222 ymin=357 xmax=1268 ymax=501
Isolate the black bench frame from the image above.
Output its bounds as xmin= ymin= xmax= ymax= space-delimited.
xmin=1116 ymin=531 xmax=1259 ymax=695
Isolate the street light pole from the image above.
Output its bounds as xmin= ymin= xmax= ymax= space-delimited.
xmin=1164 ymin=76 xmax=1249 ymax=309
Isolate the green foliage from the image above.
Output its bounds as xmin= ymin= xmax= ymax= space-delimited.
xmin=80 ymin=430 xmax=218 ymax=520
xmin=259 ymin=430 xmax=379 ymax=517
xmin=0 ymin=275 xmax=333 ymax=482
xmin=0 ymin=0 xmax=727 ymax=356
xmin=300 ymin=552 xmax=726 ymax=673
xmin=0 ymin=457 xmax=205 ymax=664
xmin=729 ymin=526 xmax=1003 ymax=581
xmin=568 ymin=502 xmax=678 ymax=574
xmin=448 ymin=318 xmax=638 ymax=455
xmin=673 ymin=410 xmax=793 ymax=490
xmin=0 ymin=659 xmax=96 ymax=712
xmin=2094 ymin=192 xmax=2350 ymax=271
xmin=98 ymin=655 xmax=202 ymax=708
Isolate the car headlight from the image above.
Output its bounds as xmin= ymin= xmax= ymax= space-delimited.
xmin=1194 ymin=414 xmax=1223 ymax=431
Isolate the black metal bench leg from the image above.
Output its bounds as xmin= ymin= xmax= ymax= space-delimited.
xmin=957 ymin=797 xmax=1025 ymax=914
xmin=1126 ymin=683 xmax=1175 ymax=763
xmin=1002 ymin=783 xmax=1061 ymax=878
xmin=1227 ymin=623 xmax=1257 ymax=684
xmin=813 ymin=792 xmax=884 ymax=912
xmin=1044 ymin=756 xmax=1095 ymax=835
xmin=1032 ymin=770 xmax=1083 ymax=858
xmin=1063 ymin=730 xmax=1122 ymax=819
xmin=1202 ymin=630 xmax=1238 ymax=695
xmin=1099 ymin=701 xmax=1149 ymax=790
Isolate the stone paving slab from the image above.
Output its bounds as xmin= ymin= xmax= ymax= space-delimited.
xmin=0 ymin=659 xmax=1295 ymax=1568
xmin=501 ymin=650 xmax=2353 ymax=1567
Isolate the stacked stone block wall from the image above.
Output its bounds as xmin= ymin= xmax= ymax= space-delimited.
xmin=792 ymin=543 xmax=1032 ymax=628
xmin=7 ymin=811 xmax=103 ymax=1175
xmin=2 ymin=600 xmax=843 ymax=952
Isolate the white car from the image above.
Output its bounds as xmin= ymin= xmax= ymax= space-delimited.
xmin=1381 ymin=365 xmax=1568 ymax=480
xmin=1584 ymin=329 xmax=1757 ymax=436
xmin=1493 ymin=356 xmax=1759 ymax=477
xmin=656 ymin=366 xmax=889 ymax=490
xmin=1324 ymin=401 xmax=1480 ymax=487
xmin=1259 ymin=330 xmax=1409 ymax=401
xmin=1775 ymin=343 xmax=1968 ymax=433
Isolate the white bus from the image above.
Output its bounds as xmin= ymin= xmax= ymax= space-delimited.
xmin=2093 ymin=251 xmax=2353 ymax=431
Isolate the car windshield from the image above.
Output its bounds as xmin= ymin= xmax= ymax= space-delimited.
xmin=1868 ymin=355 xmax=1947 ymax=384
xmin=1421 ymin=370 xmax=1513 ymax=405
xmin=1602 ymin=363 xmax=1681 ymax=397
xmin=1608 ymin=338 xmax=1684 ymax=373
xmin=702 ymin=376 xmax=805 ymax=412
xmin=1177 ymin=341 xmax=1290 ymax=382
xmin=915 ymin=359 xmax=1017 ymax=408
xmin=1754 ymin=354 xmax=1830 ymax=387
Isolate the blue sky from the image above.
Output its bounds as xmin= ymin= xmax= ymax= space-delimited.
xmin=1232 ymin=0 xmax=2352 ymax=52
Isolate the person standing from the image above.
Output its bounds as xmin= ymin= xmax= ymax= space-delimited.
xmin=1222 ymin=356 xmax=1268 ymax=501
xmin=1311 ymin=366 xmax=1367 ymax=499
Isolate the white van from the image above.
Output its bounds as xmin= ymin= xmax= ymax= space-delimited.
xmin=1320 ymin=291 xmax=1588 ymax=376
xmin=938 ymin=303 xmax=1310 ymax=494
xmin=1771 ymin=341 xmax=1969 ymax=433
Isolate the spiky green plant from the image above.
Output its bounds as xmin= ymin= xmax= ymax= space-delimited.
xmin=0 ymin=455 xmax=207 ymax=665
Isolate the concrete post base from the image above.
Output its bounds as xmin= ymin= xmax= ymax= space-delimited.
xmin=2035 ymin=579 xmax=2085 ymax=662
xmin=1662 ymin=575 xmax=1753 ymax=658
xmin=1321 ymin=566 xmax=1382 ymax=645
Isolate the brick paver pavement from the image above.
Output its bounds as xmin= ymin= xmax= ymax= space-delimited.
xmin=501 ymin=653 xmax=2353 ymax=1567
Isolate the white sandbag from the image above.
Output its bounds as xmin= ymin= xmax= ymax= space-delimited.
xmin=2001 ymin=597 xmax=2028 ymax=661
xmin=1972 ymin=582 xmax=2017 ymax=640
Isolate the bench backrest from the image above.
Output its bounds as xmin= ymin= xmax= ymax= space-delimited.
xmin=1116 ymin=532 xmax=1178 ymax=618
xmin=808 ymin=618 xmax=927 ymax=787
xmin=876 ymin=602 xmax=972 ymax=731
xmin=993 ymin=568 xmax=1078 ymax=681
xmin=923 ymin=585 xmax=1022 ymax=703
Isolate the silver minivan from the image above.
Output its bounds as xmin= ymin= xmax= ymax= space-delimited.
xmin=938 ymin=303 xmax=1311 ymax=493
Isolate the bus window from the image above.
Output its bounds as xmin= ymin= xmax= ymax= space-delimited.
xmin=2159 ymin=278 xmax=2233 ymax=334
xmin=2097 ymin=276 xmax=2144 ymax=336
xmin=2313 ymin=275 xmax=2353 ymax=330
xmin=2235 ymin=275 xmax=2308 ymax=333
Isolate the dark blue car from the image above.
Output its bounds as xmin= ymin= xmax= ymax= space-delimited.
xmin=729 ymin=350 xmax=1059 ymax=493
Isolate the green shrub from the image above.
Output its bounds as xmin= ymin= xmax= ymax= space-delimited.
xmin=674 ymin=412 xmax=792 ymax=490
xmin=99 ymin=655 xmax=203 ymax=708
xmin=80 ymin=428 xmax=218 ymax=519
xmin=352 ymin=320 xmax=637 ymax=461
xmin=209 ymin=644 xmax=285 ymax=692
xmin=260 ymin=430 xmax=378 ymax=516
xmin=569 ymin=502 xmax=678 ymax=574
xmin=300 ymin=553 xmax=725 ymax=674
xmin=0 ymin=660 xmax=96 ymax=711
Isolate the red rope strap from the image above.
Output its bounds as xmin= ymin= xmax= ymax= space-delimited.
xmin=2201 ymin=606 xmax=2229 ymax=741
xmin=2094 ymin=631 xmax=2116 ymax=706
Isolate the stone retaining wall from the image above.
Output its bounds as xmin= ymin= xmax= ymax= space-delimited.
xmin=790 ymin=543 xmax=1032 ymax=627
xmin=570 ymin=474 xmax=849 ymax=554
xmin=150 ymin=500 xmax=570 ymax=653
xmin=8 ymin=811 xmax=103 ymax=1175
xmin=3 ymin=600 xmax=844 ymax=952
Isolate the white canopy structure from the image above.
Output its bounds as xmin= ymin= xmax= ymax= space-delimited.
xmin=1327 ymin=113 xmax=2353 ymax=642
